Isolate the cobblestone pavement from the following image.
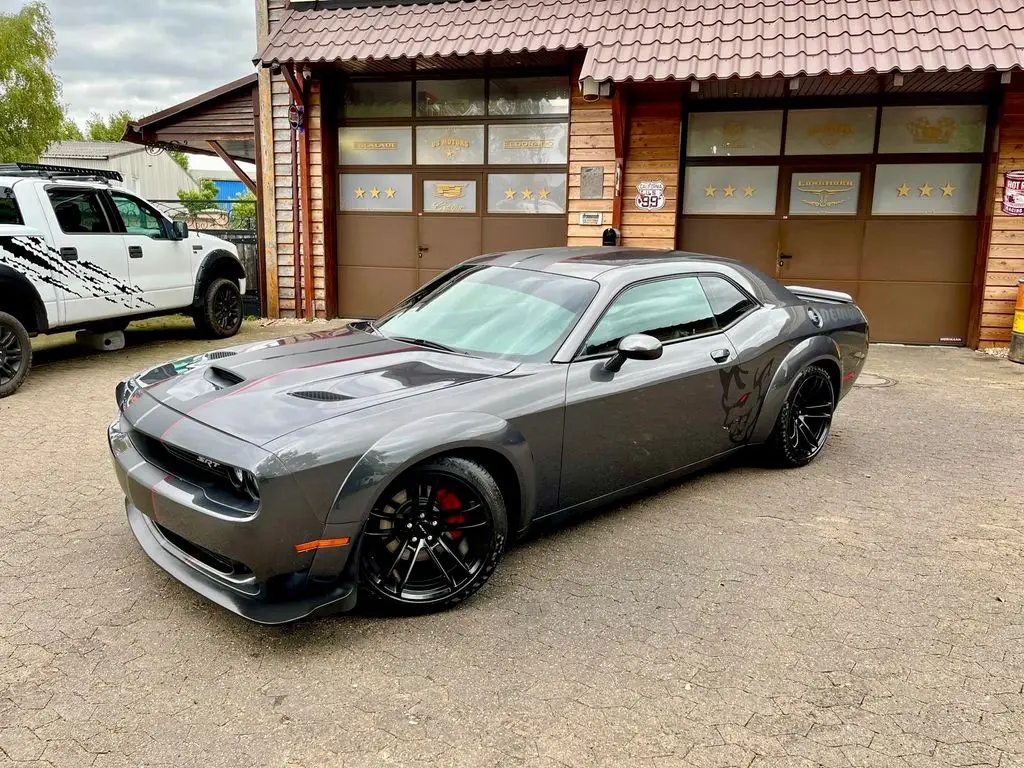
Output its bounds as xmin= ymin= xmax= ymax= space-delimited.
xmin=2 ymin=325 xmax=1024 ymax=768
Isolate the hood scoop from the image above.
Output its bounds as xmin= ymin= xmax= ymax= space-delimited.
xmin=289 ymin=390 xmax=354 ymax=403
xmin=205 ymin=366 xmax=245 ymax=389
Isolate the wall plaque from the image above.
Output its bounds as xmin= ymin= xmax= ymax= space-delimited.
xmin=1003 ymin=171 xmax=1024 ymax=215
xmin=579 ymin=212 xmax=603 ymax=226
xmin=635 ymin=180 xmax=666 ymax=211
xmin=580 ymin=166 xmax=605 ymax=199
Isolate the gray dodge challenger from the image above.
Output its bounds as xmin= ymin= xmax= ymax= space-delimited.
xmin=109 ymin=247 xmax=869 ymax=624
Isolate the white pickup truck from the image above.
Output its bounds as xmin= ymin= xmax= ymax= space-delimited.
xmin=0 ymin=163 xmax=247 ymax=398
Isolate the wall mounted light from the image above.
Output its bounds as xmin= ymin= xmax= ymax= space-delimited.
xmin=690 ymin=80 xmax=700 ymax=94
xmin=789 ymin=78 xmax=801 ymax=91
xmin=892 ymin=73 xmax=904 ymax=88
xmin=581 ymin=76 xmax=601 ymax=102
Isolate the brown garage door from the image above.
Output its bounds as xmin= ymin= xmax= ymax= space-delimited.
xmin=678 ymin=104 xmax=989 ymax=344
xmin=334 ymin=76 xmax=571 ymax=319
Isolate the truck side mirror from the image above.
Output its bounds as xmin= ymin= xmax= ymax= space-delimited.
xmin=171 ymin=220 xmax=189 ymax=240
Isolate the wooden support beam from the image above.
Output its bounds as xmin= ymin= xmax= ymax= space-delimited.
xmin=281 ymin=64 xmax=305 ymax=107
xmin=611 ymin=88 xmax=630 ymax=229
xmin=208 ymin=140 xmax=258 ymax=196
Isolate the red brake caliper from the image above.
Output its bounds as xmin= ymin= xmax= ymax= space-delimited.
xmin=436 ymin=488 xmax=464 ymax=538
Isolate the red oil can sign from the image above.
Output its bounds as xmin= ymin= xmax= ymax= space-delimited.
xmin=1004 ymin=171 xmax=1024 ymax=215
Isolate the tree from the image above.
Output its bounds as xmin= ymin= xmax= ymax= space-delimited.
xmin=177 ymin=178 xmax=220 ymax=227
xmin=228 ymin=190 xmax=257 ymax=230
xmin=0 ymin=2 xmax=70 ymax=163
xmin=169 ymin=151 xmax=189 ymax=171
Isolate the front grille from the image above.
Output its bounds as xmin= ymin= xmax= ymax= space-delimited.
xmin=155 ymin=523 xmax=255 ymax=583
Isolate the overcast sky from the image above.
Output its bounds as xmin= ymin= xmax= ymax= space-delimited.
xmin=2 ymin=0 xmax=258 ymax=127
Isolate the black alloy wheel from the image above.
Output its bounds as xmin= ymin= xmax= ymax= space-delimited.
xmin=195 ymin=278 xmax=243 ymax=339
xmin=766 ymin=365 xmax=835 ymax=468
xmin=0 ymin=311 xmax=31 ymax=398
xmin=359 ymin=457 xmax=507 ymax=611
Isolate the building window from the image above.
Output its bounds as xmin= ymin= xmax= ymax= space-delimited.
xmin=343 ymin=81 xmax=412 ymax=118
xmin=487 ymin=173 xmax=566 ymax=214
xmin=878 ymin=105 xmax=987 ymax=154
xmin=415 ymin=126 xmax=485 ymax=165
xmin=871 ymin=163 xmax=982 ymax=216
xmin=338 ymin=127 xmax=412 ymax=165
xmin=488 ymin=123 xmax=568 ymax=165
xmin=488 ymin=77 xmax=570 ymax=116
xmin=682 ymin=166 xmax=779 ymax=215
xmin=416 ymin=79 xmax=485 ymax=118
xmin=686 ymin=111 xmax=784 ymax=157
xmin=339 ymin=174 xmax=414 ymax=212
xmin=788 ymin=172 xmax=862 ymax=216
xmin=785 ymin=107 xmax=877 ymax=155
xmin=423 ymin=180 xmax=478 ymax=214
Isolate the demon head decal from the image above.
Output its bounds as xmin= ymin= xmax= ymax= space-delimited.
xmin=720 ymin=358 xmax=775 ymax=444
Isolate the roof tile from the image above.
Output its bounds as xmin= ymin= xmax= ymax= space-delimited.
xmin=257 ymin=0 xmax=1024 ymax=81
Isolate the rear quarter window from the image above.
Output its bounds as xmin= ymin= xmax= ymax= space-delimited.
xmin=699 ymin=275 xmax=758 ymax=327
xmin=0 ymin=187 xmax=23 ymax=225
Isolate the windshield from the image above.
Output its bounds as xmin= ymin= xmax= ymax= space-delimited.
xmin=377 ymin=266 xmax=598 ymax=362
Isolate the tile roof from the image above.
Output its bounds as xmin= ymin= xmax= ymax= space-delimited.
xmin=258 ymin=0 xmax=1024 ymax=82
xmin=41 ymin=141 xmax=142 ymax=160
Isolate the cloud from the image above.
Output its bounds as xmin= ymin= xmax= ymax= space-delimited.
xmin=2 ymin=0 xmax=258 ymax=124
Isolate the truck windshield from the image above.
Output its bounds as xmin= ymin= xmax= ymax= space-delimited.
xmin=376 ymin=265 xmax=598 ymax=362
xmin=0 ymin=187 xmax=23 ymax=225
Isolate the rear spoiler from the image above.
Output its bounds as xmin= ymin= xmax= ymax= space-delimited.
xmin=786 ymin=285 xmax=855 ymax=304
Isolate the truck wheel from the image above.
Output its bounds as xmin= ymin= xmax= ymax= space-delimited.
xmin=0 ymin=311 xmax=32 ymax=399
xmin=194 ymin=278 xmax=243 ymax=339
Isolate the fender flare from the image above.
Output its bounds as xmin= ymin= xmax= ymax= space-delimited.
xmin=748 ymin=335 xmax=843 ymax=445
xmin=192 ymin=249 xmax=246 ymax=305
xmin=0 ymin=265 xmax=49 ymax=332
xmin=327 ymin=411 xmax=536 ymax=533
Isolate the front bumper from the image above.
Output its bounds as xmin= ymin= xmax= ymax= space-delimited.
xmin=109 ymin=400 xmax=361 ymax=625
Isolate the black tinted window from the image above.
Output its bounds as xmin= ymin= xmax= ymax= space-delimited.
xmin=47 ymin=189 xmax=111 ymax=234
xmin=0 ymin=187 xmax=22 ymax=225
xmin=585 ymin=277 xmax=717 ymax=356
xmin=700 ymin=276 xmax=757 ymax=327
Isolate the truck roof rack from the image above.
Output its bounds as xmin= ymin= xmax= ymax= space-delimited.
xmin=0 ymin=162 xmax=124 ymax=184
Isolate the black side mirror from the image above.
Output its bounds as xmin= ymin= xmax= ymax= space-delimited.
xmin=603 ymin=334 xmax=663 ymax=373
xmin=171 ymin=220 xmax=189 ymax=240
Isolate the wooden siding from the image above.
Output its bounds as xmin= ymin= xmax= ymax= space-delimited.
xmin=621 ymin=101 xmax=681 ymax=249
xmin=980 ymin=91 xmax=1024 ymax=347
xmin=155 ymin=90 xmax=255 ymax=143
xmin=566 ymin=92 xmax=615 ymax=246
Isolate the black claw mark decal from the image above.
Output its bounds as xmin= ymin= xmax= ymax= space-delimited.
xmin=0 ymin=235 xmax=153 ymax=310
xmin=720 ymin=358 xmax=775 ymax=444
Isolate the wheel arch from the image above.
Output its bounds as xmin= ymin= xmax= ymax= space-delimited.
xmin=193 ymin=250 xmax=245 ymax=305
xmin=327 ymin=412 xmax=536 ymax=538
xmin=0 ymin=266 xmax=48 ymax=334
xmin=749 ymin=335 xmax=843 ymax=445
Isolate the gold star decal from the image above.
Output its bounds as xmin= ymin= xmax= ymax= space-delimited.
xmin=723 ymin=185 xmax=736 ymax=198
xmin=385 ymin=187 xmax=396 ymax=199
xmin=896 ymin=183 xmax=910 ymax=197
xmin=918 ymin=183 xmax=933 ymax=197
xmin=370 ymin=187 xmax=381 ymax=199
xmin=504 ymin=187 xmax=516 ymax=200
xmin=538 ymin=188 xmax=550 ymax=200
xmin=521 ymin=188 xmax=533 ymax=200
xmin=743 ymin=185 xmax=755 ymax=198
xmin=940 ymin=182 xmax=956 ymax=197
xmin=354 ymin=187 xmax=365 ymax=199
xmin=704 ymin=185 xmax=717 ymax=198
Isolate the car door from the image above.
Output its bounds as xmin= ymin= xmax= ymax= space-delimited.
xmin=108 ymin=191 xmax=194 ymax=312
xmin=558 ymin=275 xmax=739 ymax=509
xmin=42 ymin=186 xmax=134 ymax=324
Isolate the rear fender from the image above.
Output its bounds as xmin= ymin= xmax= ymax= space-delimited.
xmin=748 ymin=335 xmax=842 ymax=445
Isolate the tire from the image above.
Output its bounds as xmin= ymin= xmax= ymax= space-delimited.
xmin=358 ymin=456 xmax=508 ymax=613
xmin=194 ymin=278 xmax=243 ymax=339
xmin=0 ymin=311 xmax=32 ymax=399
xmin=764 ymin=365 xmax=836 ymax=468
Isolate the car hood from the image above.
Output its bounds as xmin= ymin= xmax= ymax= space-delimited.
xmin=124 ymin=327 xmax=519 ymax=445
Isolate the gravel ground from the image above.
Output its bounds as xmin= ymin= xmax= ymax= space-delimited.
xmin=1 ymin=325 xmax=1023 ymax=768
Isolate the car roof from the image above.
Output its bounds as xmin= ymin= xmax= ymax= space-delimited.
xmin=470 ymin=246 xmax=747 ymax=281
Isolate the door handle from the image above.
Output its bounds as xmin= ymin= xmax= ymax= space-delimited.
xmin=59 ymin=247 xmax=78 ymax=262
xmin=417 ymin=246 xmax=429 ymax=259
xmin=711 ymin=348 xmax=732 ymax=363
xmin=778 ymin=252 xmax=793 ymax=260
xmin=129 ymin=246 xmax=143 ymax=259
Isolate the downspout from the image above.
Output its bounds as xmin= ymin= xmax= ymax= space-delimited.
xmin=291 ymin=125 xmax=302 ymax=318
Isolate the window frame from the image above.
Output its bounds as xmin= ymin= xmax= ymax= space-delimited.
xmin=108 ymin=191 xmax=171 ymax=240
xmin=45 ymin=186 xmax=118 ymax=236
xmin=573 ymin=272 xmax=759 ymax=362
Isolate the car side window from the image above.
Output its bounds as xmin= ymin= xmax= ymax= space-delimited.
xmin=110 ymin=193 xmax=166 ymax=239
xmin=699 ymin=276 xmax=758 ymax=328
xmin=0 ymin=187 xmax=22 ymax=225
xmin=583 ymin=276 xmax=718 ymax=356
xmin=46 ymin=189 xmax=112 ymax=234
